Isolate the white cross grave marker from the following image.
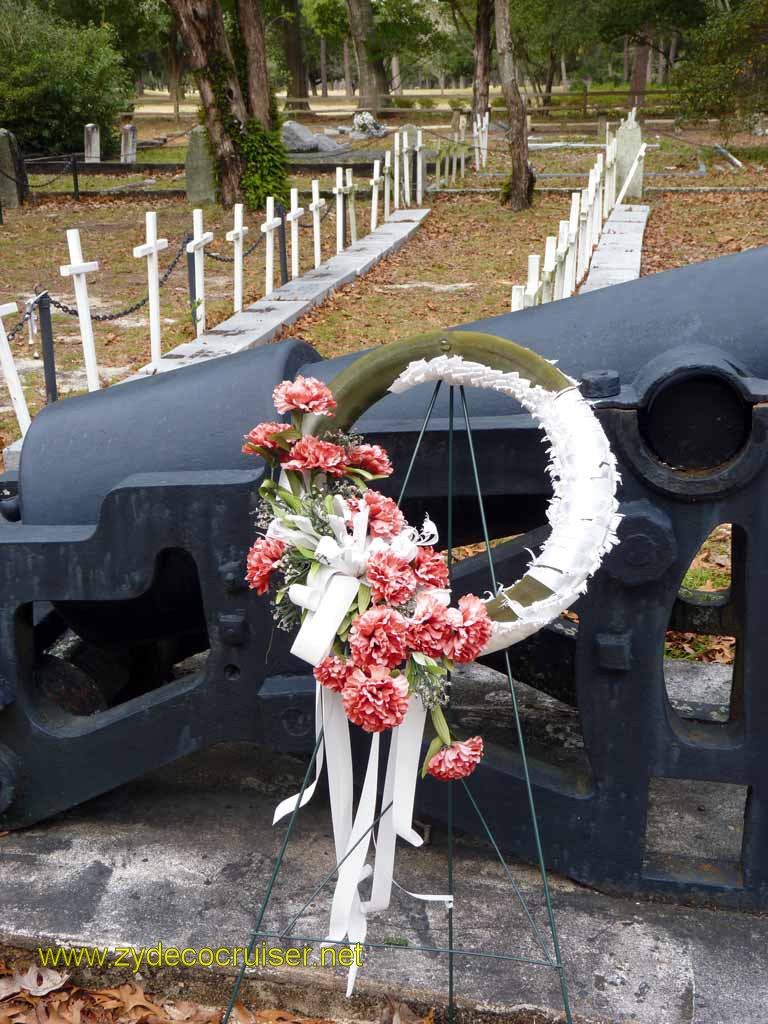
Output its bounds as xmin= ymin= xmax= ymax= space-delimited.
xmin=60 ymin=228 xmax=100 ymax=391
xmin=345 ymin=168 xmax=358 ymax=243
xmin=459 ymin=116 xmax=467 ymax=178
xmin=541 ymin=235 xmax=557 ymax=304
xmin=415 ymin=130 xmax=424 ymax=205
xmin=554 ymin=219 xmax=569 ymax=301
xmin=383 ymin=149 xmax=392 ymax=222
xmin=333 ymin=167 xmax=345 ymax=253
xmin=285 ymin=188 xmax=305 ymax=280
xmin=261 ymin=196 xmax=283 ymax=295
xmin=186 ymin=208 xmax=214 ymax=337
xmin=564 ymin=191 xmax=581 ymax=298
xmin=370 ymin=159 xmax=382 ymax=232
xmin=393 ymin=133 xmax=401 ymax=210
xmin=309 ymin=179 xmax=326 ymax=270
xmin=0 ymin=303 xmax=31 ymax=435
xmin=524 ymin=254 xmax=542 ymax=308
xmin=511 ymin=284 xmax=525 ymax=312
xmin=402 ymin=130 xmax=411 ymax=207
xmin=225 ymin=203 xmax=249 ymax=313
xmin=133 ymin=211 xmax=169 ymax=366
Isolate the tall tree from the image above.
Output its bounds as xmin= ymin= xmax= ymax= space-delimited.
xmin=166 ymin=0 xmax=281 ymax=206
xmin=494 ymin=0 xmax=532 ymax=209
xmin=346 ymin=0 xmax=389 ymax=108
xmin=472 ymin=0 xmax=494 ymax=119
xmin=281 ymin=0 xmax=310 ymax=107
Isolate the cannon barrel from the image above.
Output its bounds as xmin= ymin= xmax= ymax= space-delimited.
xmin=17 ymin=245 xmax=768 ymax=528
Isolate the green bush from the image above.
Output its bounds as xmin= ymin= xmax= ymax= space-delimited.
xmin=491 ymin=96 xmax=506 ymax=109
xmin=0 ymin=0 xmax=132 ymax=155
xmin=447 ymin=98 xmax=466 ymax=111
xmin=417 ymin=97 xmax=436 ymax=109
xmin=239 ymin=119 xmax=289 ymax=211
xmin=392 ymin=96 xmax=416 ymax=109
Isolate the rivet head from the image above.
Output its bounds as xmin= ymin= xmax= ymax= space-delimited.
xmin=439 ymin=337 xmax=451 ymax=351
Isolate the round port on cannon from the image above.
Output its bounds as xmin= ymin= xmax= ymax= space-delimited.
xmin=638 ymin=374 xmax=751 ymax=471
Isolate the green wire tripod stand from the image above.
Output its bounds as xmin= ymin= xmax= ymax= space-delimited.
xmin=224 ymin=376 xmax=574 ymax=1024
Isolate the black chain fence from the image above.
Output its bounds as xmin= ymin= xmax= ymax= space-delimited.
xmin=44 ymin=233 xmax=192 ymax=323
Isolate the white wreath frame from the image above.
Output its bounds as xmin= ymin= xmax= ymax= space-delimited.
xmin=389 ymin=355 xmax=622 ymax=654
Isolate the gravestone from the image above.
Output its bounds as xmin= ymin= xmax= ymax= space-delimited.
xmin=185 ymin=126 xmax=217 ymax=206
xmin=314 ymin=134 xmax=344 ymax=153
xmin=84 ymin=124 xmax=101 ymax=164
xmin=616 ymin=117 xmax=644 ymax=199
xmin=120 ymin=124 xmax=137 ymax=164
xmin=281 ymin=120 xmax=318 ymax=153
xmin=0 ymin=129 xmax=28 ymax=209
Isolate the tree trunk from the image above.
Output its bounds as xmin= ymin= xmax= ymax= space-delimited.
xmin=166 ymin=0 xmax=248 ymax=206
xmin=622 ymin=36 xmax=630 ymax=82
xmin=544 ymin=50 xmax=557 ymax=108
xmin=343 ymin=36 xmax=354 ymax=97
xmin=320 ymin=37 xmax=328 ymax=96
xmin=236 ymin=0 xmax=273 ymax=128
xmin=646 ymin=38 xmax=654 ymax=86
xmin=560 ymin=52 xmax=568 ymax=87
xmin=656 ymin=38 xmax=666 ymax=85
xmin=165 ymin=20 xmax=184 ymax=123
xmin=630 ymin=40 xmax=650 ymax=108
xmin=668 ymin=31 xmax=678 ymax=69
xmin=346 ymin=0 xmax=389 ymax=110
xmin=494 ymin=0 xmax=532 ymax=210
xmin=282 ymin=0 xmax=310 ymax=109
xmin=471 ymin=0 xmax=493 ymax=120
xmin=391 ymin=53 xmax=402 ymax=95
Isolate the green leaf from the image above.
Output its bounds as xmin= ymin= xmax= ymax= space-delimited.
xmin=277 ymin=486 xmax=302 ymax=512
xmin=357 ymin=584 xmax=371 ymax=615
xmin=421 ymin=735 xmax=445 ymax=778
xmin=431 ymin=705 xmax=452 ymax=747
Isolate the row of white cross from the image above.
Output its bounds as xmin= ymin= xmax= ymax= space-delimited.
xmin=0 ymin=163 xmax=409 ymax=436
xmin=511 ymin=129 xmax=624 ymax=310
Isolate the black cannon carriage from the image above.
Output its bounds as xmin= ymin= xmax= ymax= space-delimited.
xmin=2 ymin=246 xmax=768 ymax=909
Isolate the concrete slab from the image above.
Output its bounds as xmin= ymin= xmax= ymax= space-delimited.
xmin=0 ymin=660 xmax=763 ymax=1024
xmin=581 ymin=205 xmax=649 ymax=295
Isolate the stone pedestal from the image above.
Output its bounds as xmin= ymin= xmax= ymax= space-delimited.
xmin=185 ymin=126 xmax=217 ymax=206
xmin=0 ymin=129 xmax=28 ymax=209
xmin=84 ymin=124 xmax=100 ymax=163
xmin=616 ymin=117 xmax=644 ymax=199
xmin=120 ymin=123 xmax=137 ymax=164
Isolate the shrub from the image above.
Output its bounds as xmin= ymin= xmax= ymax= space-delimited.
xmin=0 ymin=0 xmax=132 ymax=155
xmin=448 ymin=98 xmax=466 ymax=111
xmin=417 ymin=97 xmax=436 ymax=109
xmin=392 ymin=96 xmax=416 ymax=109
xmin=491 ymin=96 xmax=506 ymax=109
xmin=238 ymin=119 xmax=289 ymax=210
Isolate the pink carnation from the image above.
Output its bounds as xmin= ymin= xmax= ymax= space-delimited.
xmin=413 ymin=546 xmax=450 ymax=589
xmin=349 ymin=606 xmax=408 ymax=669
xmin=242 ymin=421 xmax=289 ymax=455
xmin=245 ymin=537 xmax=285 ymax=595
xmin=314 ymin=655 xmax=350 ymax=693
xmin=427 ymin=736 xmax=484 ymax=781
xmin=281 ymin=435 xmax=347 ymax=476
xmin=444 ymin=594 xmax=493 ymax=663
xmin=347 ymin=443 xmax=393 ymax=477
xmin=342 ymin=665 xmax=409 ymax=732
xmin=407 ymin=591 xmax=452 ymax=658
xmin=273 ymin=376 xmax=336 ymax=416
xmin=367 ymin=549 xmax=417 ymax=606
xmin=359 ymin=490 xmax=406 ymax=539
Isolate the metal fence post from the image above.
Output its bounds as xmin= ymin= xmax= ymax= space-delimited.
xmin=71 ymin=156 xmax=80 ymax=200
xmin=186 ymin=250 xmax=198 ymax=331
xmin=37 ymin=292 xmax=58 ymax=403
xmin=276 ymin=201 xmax=289 ymax=286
